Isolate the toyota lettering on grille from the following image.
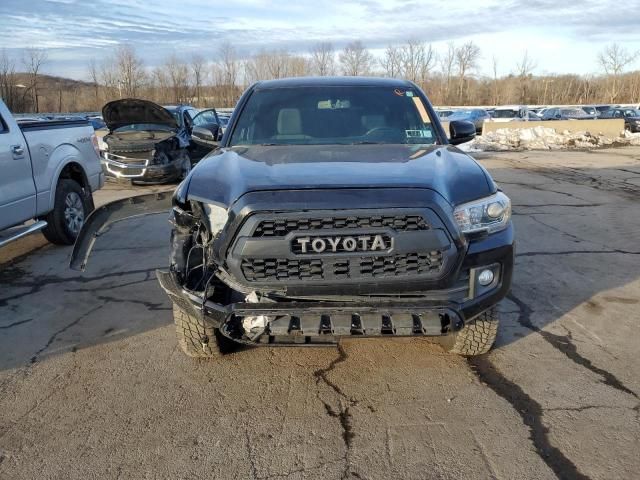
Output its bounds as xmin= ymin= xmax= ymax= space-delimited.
xmin=293 ymin=234 xmax=393 ymax=254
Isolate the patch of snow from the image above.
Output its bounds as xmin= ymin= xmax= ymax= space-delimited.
xmin=466 ymin=126 xmax=640 ymax=151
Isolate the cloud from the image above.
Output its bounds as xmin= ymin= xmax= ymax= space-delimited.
xmin=0 ymin=0 xmax=639 ymax=78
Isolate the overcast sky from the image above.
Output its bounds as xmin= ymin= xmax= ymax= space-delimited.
xmin=1 ymin=0 xmax=639 ymax=80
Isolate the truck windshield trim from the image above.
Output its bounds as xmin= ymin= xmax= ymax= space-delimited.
xmin=229 ymin=85 xmax=439 ymax=147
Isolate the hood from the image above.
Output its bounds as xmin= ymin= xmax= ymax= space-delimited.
xmin=102 ymin=98 xmax=178 ymax=131
xmin=185 ymin=144 xmax=494 ymax=207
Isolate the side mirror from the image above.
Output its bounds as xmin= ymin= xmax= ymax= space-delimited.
xmin=191 ymin=124 xmax=220 ymax=148
xmin=449 ymin=120 xmax=476 ymax=145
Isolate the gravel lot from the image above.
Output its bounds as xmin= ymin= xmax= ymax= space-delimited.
xmin=1 ymin=149 xmax=639 ymax=479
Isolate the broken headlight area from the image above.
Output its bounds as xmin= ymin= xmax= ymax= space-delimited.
xmin=168 ymin=202 xmax=298 ymax=343
xmin=169 ymin=201 xmax=230 ymax=300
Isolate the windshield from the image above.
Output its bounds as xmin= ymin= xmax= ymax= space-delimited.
xmin=229 ymin=86 xmax=438 ymax=146
xmin=492 ymin=109 xmax=518 ymax=118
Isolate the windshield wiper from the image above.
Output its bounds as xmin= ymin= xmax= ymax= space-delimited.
xmin=349 ymin=141 xmax=387 ymax=145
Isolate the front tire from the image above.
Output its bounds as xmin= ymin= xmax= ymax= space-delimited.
xmin=441 ymin=308 xmax=499 ymax=356
xmin=173 ymin=303 xmax=234 ymax=358
xmin=42 ymin=178 xmax=92 ymax=245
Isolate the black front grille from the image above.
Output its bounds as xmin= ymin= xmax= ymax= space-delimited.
xmin=253 ymin=215 xmax=428 ymax=237
xmin=359 ymin=251 xmax=443 ymax=278
xmin=242 ymin=259 xmax=324 ymax=281
xmin=241 ymin=252 xmax=444 ymax=283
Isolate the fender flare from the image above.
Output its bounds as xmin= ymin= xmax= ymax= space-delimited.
xmin=45 ymin=142 xmax=86 ymax=203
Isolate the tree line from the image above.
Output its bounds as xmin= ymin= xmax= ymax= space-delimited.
xmin=1 ymin=40 xmax=639 ymax=113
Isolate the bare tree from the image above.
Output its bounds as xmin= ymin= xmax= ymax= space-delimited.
xmin=87 ymin=59 xmax=101 ymax=107
xmin=165 ymin=54 xmax=190 ymax=103
xmin=151 ymin=66 xmax=171 ymax=103
xmin=381 ymin=45 xmax=402 ymax=78
xmin=23 ymin=48 xmax=48 ymax=112
xmin=515 ymin=50 xmax=536 ymax=103
xmin=0 ymin=49 xmax=19 ymax=111
xmin=598 ymin=43 xmax=639 ymax=102
xmin=491 ymin=55 xmax=500 ymax=106
xmin=339 ymin=41 xmax=374 ymax=76
xmin=243 ymin=48 xmax=308 ymax=84
xmin=455 ymin=41 xmax=481 ymax=104
xmin=287 ymin=55 xmax=309 ymax=77
xmin=265 ymin=49 xmax=291 ymax=79
xmin=399 ymin=39 xmax=436 ymax=84
xmin=190 ymin=54 xmax=207 ymax=106
xmin=439 ymin=42 xmax=456 ymax=104
xmin=310 ymin=42 xmax=335 ymax=76
xmin=219 ymin=42 xmax=239 ymax=87
xmin=114 ymin=45 xmax=145 ymax=98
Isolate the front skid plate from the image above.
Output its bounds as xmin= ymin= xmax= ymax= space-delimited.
xmin=69 ymin=191 xmax=173 ymax=271
xmin=157 ymin=270 xmax=463 ymax=344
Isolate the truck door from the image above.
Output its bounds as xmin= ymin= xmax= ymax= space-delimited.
xmin=0 ymin=114 xmax=37 ymax=230
xmin=189 ymin=109 xmax=221 ymax=162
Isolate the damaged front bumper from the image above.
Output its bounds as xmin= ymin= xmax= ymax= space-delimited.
xmin=157 ymin=269 xmax=466 ymax=345
xmin=101 ymin=151 xmax=181 ymax=182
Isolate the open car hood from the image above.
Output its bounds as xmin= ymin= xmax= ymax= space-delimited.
xmin=102 ymin=98 xmax=178 ymax=131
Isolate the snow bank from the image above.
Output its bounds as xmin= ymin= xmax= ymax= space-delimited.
xmin=461 ymin=126 xmax=640 ymax=152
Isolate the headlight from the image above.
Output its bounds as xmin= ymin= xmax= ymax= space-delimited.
xmin=453 ymin=192 xmax=511 ymax=234
xmin=202 ymin=203 xmax=228 ymax=236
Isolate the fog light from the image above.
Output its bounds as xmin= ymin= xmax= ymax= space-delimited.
xmin=478 ymin=269 xmax=494 ymax=286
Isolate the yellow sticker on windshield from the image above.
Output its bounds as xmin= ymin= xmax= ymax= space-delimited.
xmin=412 ymin=97 xmax=429 ymax=123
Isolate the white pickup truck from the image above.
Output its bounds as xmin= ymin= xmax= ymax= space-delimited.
xmin=0 ymin=99 xmax=103 ymax=247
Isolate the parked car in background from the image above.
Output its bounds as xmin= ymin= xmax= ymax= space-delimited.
xmin=535 ymin=107 xmax=549 ymax=118
xmin=87 ymin=116 xmax=106 ymax=130
xmin=600 ymin=108 xmax=640 ymax=132
xmin=436 ymin=109 xmax=455 ymax=119
xmin=100 ymin=100 xmax=220 ymax=184
xmin=445 ymin=109 xmax=490 ymax=133
xmin=540 ymin=107 xmax=594 ymax=120
xmin=0 ymin=99 xmax=103 ymax=247
xmin=581 ymin=106 xmax=599 ymax=117
xmin=489 ymin=106 xmax=529 ymax=122
xmin=594 ymin=105 xmax=616 ymax=115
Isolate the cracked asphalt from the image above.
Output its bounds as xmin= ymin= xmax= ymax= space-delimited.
xmin=1 ymin=148 xmax=639 ymax=479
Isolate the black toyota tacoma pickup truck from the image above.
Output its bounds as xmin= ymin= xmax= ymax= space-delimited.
xmin=71 ymin=77 xmax=514 ymax=358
